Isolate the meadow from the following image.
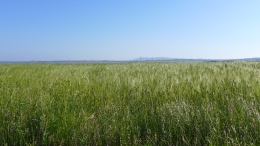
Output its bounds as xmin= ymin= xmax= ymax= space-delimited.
xmin=0 ymin=62 xmax=260 ymax=145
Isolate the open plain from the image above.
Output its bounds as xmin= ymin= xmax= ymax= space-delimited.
xmin=1 ymin=62 xmax=260 ymax=145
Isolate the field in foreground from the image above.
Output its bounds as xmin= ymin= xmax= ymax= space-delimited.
xmin=0 ymin=62 xmax=260 ymax=145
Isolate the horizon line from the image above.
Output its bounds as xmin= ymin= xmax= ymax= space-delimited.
xmin=1 ymin=57 xmax=260 ymax=62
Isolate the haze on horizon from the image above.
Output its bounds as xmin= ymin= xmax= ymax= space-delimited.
xmin=1 ymin=0 xmax=260 ymax=61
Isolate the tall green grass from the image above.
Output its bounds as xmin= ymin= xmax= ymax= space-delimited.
xmin=0 ymin=62 xmax=260 ymax=145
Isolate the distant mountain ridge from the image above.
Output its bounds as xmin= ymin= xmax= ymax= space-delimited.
xmin=133 ymin=57 xmax=260 ymax=62
xmin=1 ymin=57 xmax=260 ymax=64
xmin=240 ymin=57 xmax=260 ymax=60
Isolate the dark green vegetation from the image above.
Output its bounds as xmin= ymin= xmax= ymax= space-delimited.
xmin=1 ymin=62 xmax=260 ymax=145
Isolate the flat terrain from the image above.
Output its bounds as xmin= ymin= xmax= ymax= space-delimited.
xmin=1 ymin=62 xmax=260 ymax=145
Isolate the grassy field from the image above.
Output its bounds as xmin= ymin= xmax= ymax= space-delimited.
xmin=0 ymin=62 xmax=260 ymax=145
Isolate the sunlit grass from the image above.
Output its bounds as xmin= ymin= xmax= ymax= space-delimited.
xmin=0 ymin=62 xmax=260 ymax=145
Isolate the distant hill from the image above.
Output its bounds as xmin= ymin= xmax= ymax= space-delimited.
xmin=240 ymin=57 xmax=260 ymax=61
xmin=1 ymin=57 xmax=260 ymax=64
xmin=133 ymin=57 xmax=260 ymax=62
xmin=133 ymin=57 xmax=214 ymax=62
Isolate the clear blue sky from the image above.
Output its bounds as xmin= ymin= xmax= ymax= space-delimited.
xmin=1 ymin=0 xmax=260 ymax=61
